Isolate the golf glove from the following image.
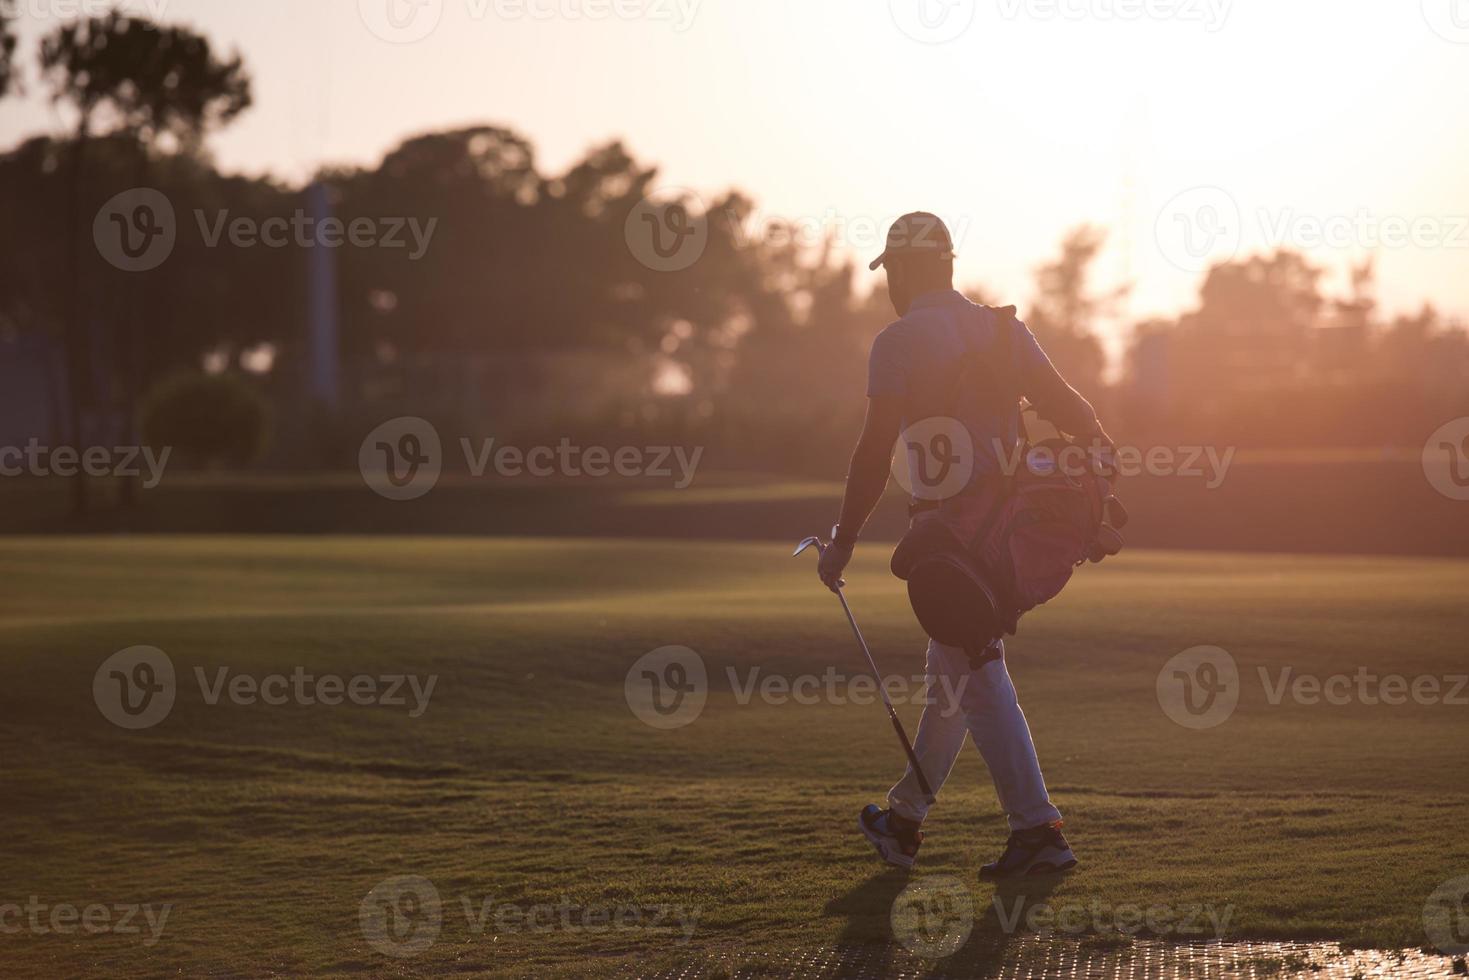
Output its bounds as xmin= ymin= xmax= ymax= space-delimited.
xmin=818 ymin=540 xmax=853 ymax=593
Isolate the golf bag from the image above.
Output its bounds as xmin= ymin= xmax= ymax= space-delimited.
xmin=890 ymin=306 xmax=1128 ymax=654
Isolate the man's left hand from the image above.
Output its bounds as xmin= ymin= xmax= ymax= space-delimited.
xmin=817 ymin=541 xmax=853 ymax=593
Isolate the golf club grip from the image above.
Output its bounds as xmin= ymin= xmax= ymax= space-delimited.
xmin=887 ymin=706 xmax=936 ymax=804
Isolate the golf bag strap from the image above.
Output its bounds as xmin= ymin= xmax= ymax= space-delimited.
xmin=988 ymin=305 xmax=1024 ymax=444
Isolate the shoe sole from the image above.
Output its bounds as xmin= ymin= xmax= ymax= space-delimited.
xmin=857 ymin=812 xmax=917 ymax=870
xmin=979 ymin=846 xmax=1078 ymax=880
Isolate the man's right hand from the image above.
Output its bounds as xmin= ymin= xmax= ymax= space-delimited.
xmin=817 ymin=540 xmax=853 ymax=593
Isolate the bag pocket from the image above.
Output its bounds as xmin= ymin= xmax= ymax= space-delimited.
xmin=1007 ymin=520 xmax=1086 ymax=608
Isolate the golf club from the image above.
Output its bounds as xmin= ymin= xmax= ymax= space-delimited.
xmin=793 ymin=534 xmax=936 ymax=806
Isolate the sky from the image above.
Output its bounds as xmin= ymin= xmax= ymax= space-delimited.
xmin=4 ymin=0 xmax=1469 ymax=361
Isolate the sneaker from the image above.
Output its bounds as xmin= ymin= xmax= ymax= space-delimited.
xmin=978 ymin=821 xmax=1077 ymax=879
xmin=858 ymin=804 xmax=924 ymax=869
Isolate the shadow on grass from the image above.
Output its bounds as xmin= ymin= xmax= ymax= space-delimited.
xmin=823 ymin=868 xmax=1068 ymax=978
xmin=936 ymin=875 xmax=1067 ymax=977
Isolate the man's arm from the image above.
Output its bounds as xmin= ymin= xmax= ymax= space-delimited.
xmin=1017 ymin=328 xmax=1113 ymax=446
xmin=817 ymin=394 xmax=904 ymax=591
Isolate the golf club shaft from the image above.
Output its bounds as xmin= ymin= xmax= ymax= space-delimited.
xmin=834 ymin=586 xmax=937 ymax=806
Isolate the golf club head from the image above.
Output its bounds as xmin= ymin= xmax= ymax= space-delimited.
xmin=792 ymin=535 xmax=825 ymax=558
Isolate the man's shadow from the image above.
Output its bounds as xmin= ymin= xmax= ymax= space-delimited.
xmin=824 ymin=868 xmax=1067 ymax=978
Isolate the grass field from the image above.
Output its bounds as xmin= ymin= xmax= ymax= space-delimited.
xmin=1 ymin=537 xmax=1467 ymax=977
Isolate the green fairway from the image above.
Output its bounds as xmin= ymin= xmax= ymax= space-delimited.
xmin=1 ymin=537 xmax=1466 ymax=977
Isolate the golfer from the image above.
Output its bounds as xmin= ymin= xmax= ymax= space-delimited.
xmin=816 ymin=212 xmax=1113 ymax=877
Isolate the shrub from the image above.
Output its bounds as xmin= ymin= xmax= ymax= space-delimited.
xmin=139 ymin=371 xmax=270 ymax=467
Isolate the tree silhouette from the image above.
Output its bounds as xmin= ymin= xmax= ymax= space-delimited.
xmin=4 ymin=96 xmax=1467 ymax=471
xmin=0 ymin=7 xmax=17 ymax=98
xmin=40 ymin=13 xmax=250 ymax=149
xmin=39 ymin=12 xmax=251 ymax=512
xmin=1026 ymin=225 xmax=1120 ymax=396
